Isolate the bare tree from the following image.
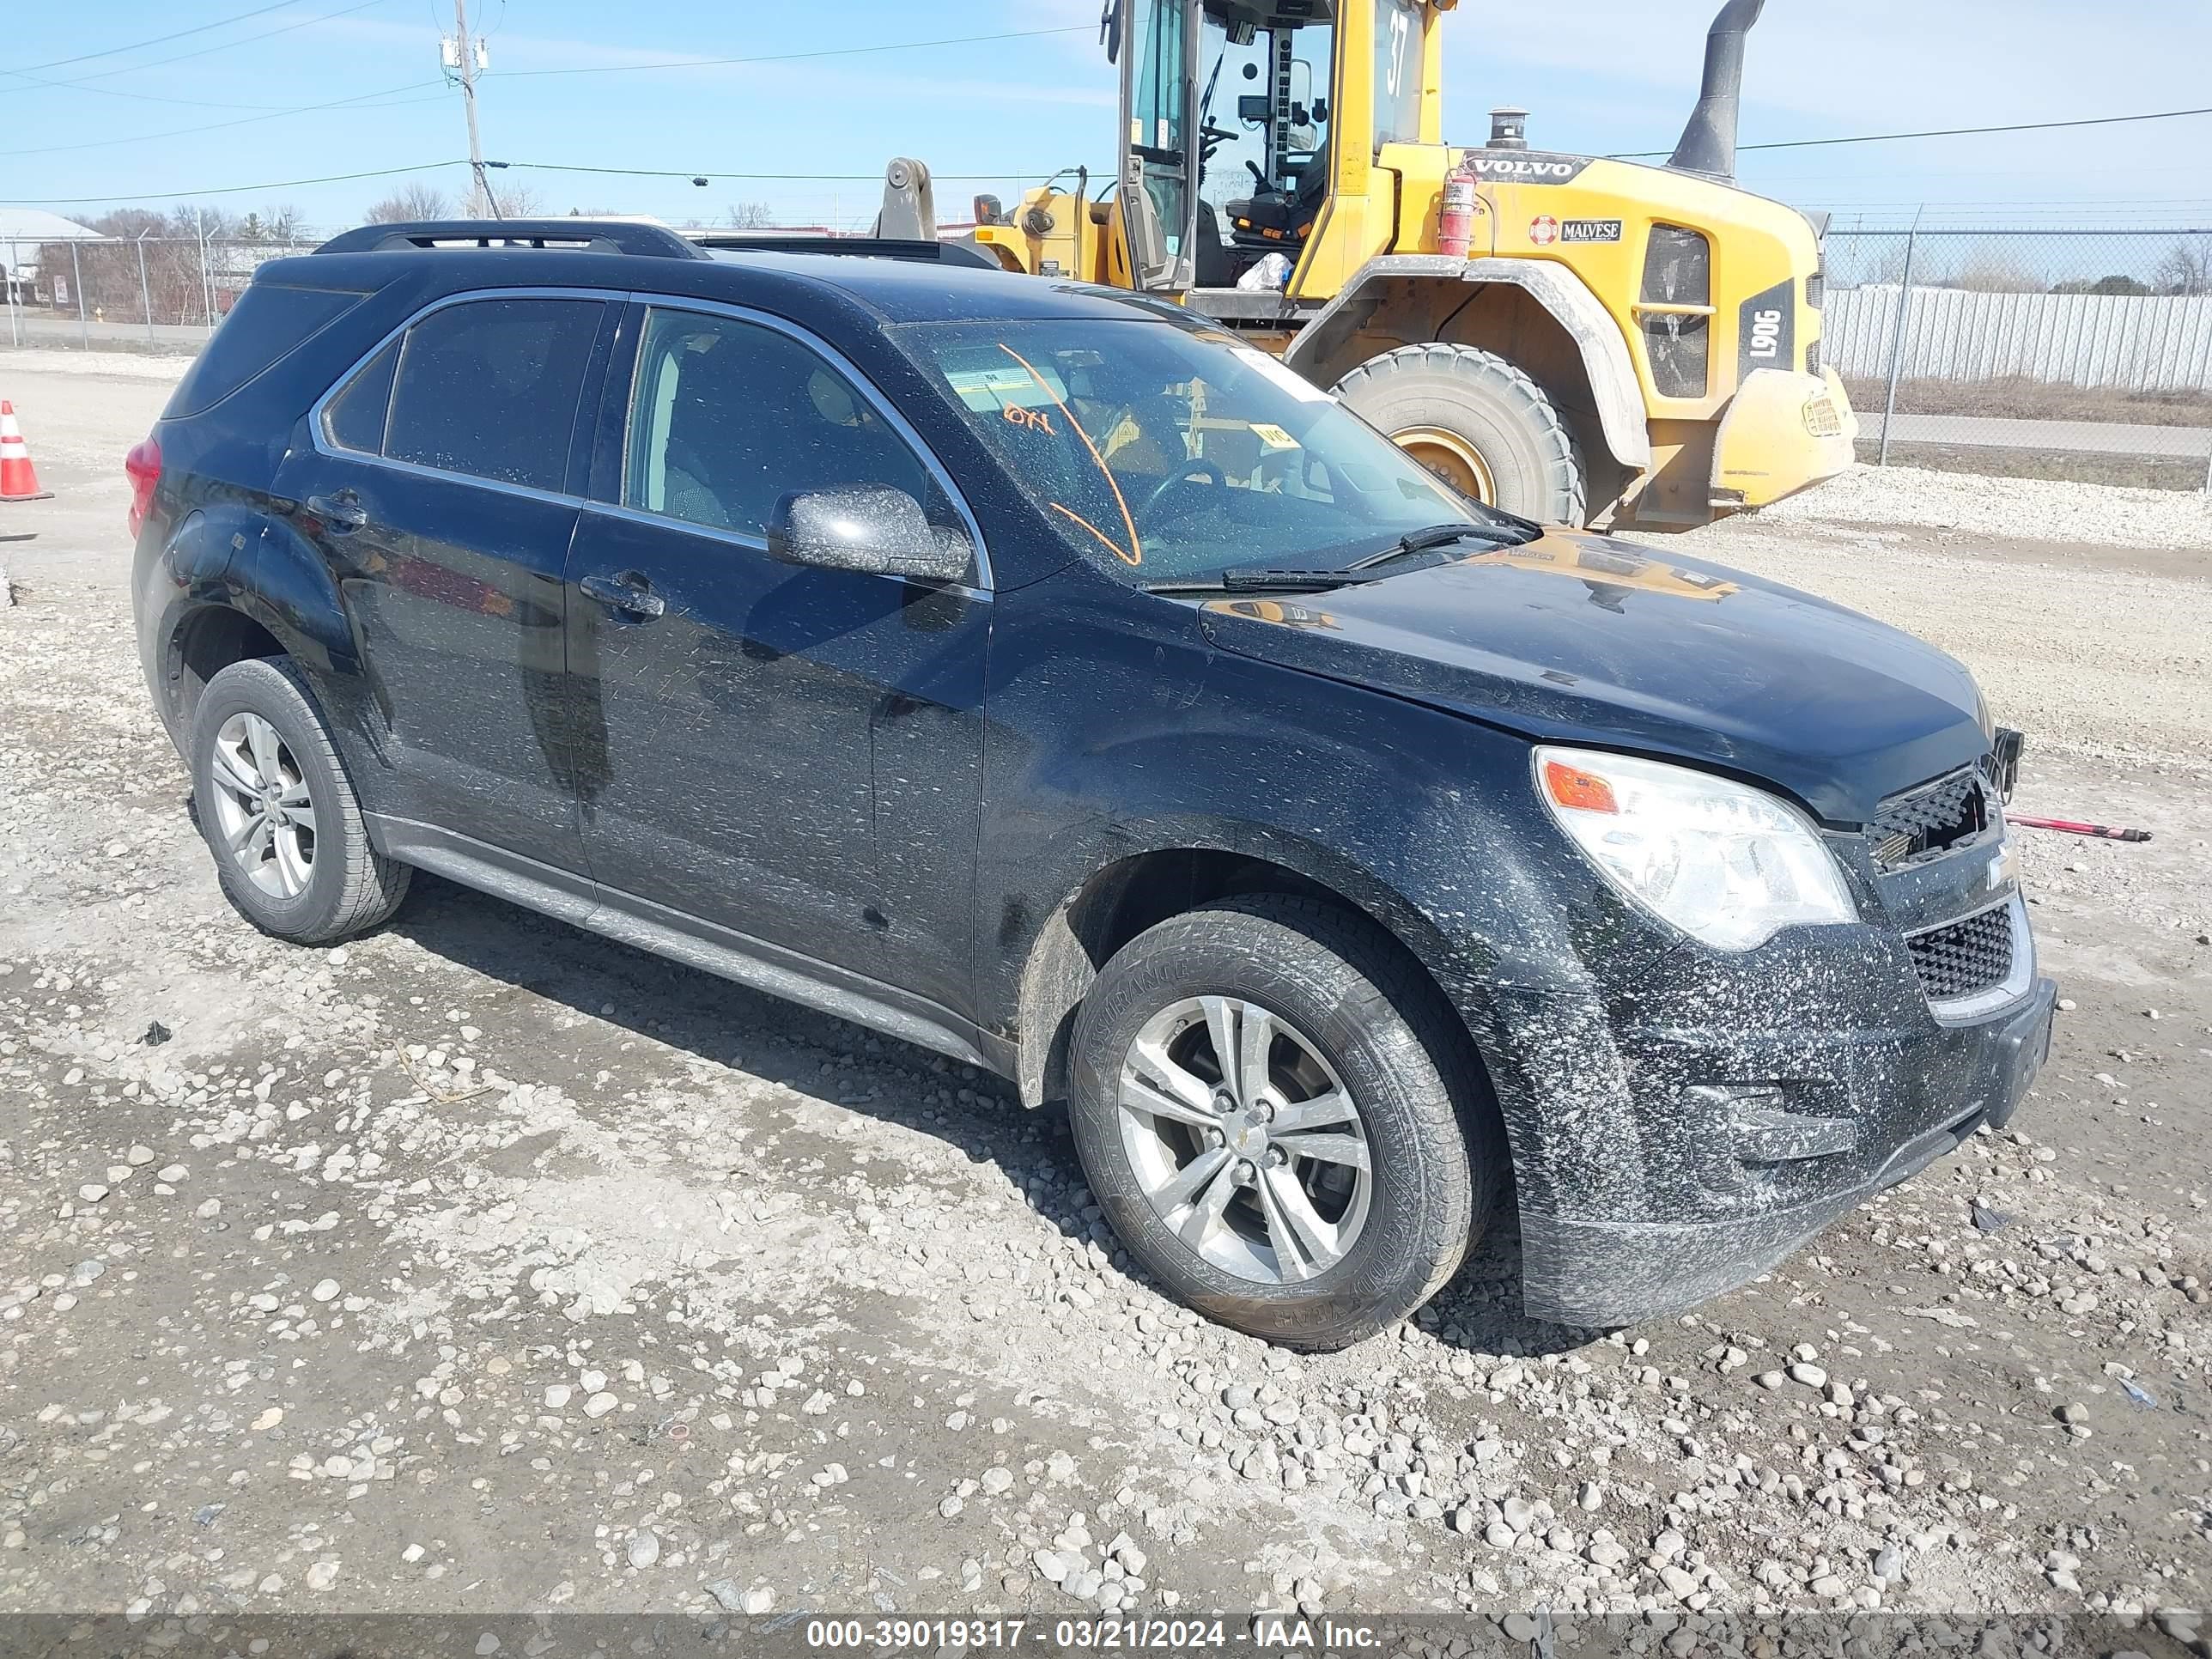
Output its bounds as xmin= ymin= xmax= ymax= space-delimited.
xmin=235 ymin=205 xmax=307 ymax=245
xmin=2154 ymin=235 xmax=2212 ymax=297
xmin=726 ymin=201 xmax=775 ymax=228
xmin=364 ymin=182 xmax=452 ymax=224
xmin=486 ymin=181 xmax=544 ymax=218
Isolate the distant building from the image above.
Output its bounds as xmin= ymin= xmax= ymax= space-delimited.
xmin=0 ymin=209 xmax=105 ymax=308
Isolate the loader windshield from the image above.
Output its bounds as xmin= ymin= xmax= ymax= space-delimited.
xmin=890 ymin=317 xmax=1489 ymax=584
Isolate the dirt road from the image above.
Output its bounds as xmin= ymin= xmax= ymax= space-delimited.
xmin=0 ymin=356 xmax=2206 ymax=1636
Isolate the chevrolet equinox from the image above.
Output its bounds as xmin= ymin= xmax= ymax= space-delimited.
xmin=128 ymin=220 xmax=2056 ymax=1350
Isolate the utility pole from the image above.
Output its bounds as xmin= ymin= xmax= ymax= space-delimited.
xmin=450 ymin=0 xmax=493 ymax=216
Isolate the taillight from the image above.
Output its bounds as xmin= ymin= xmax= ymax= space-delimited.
xmin=125 ymin=437 xmax=161 ymax=538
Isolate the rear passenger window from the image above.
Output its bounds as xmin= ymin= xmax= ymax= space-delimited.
xmin=324 ymin=338 xmax=396 ymax=454
xmin=168 ymin=283 xmax=367 ymax=419
xmin=381 ymin=298 xmax=604 ymax=491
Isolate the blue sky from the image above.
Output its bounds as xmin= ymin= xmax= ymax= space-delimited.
xmin=7 ymin=0 xmax=2211 ymax=234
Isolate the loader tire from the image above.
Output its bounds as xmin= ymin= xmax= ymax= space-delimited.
xmin=1333 ymin=343 xmax=1588 ymax=526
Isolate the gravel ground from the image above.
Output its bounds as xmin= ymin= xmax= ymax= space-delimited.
xmin=0 ymin=363 xmax=2206 ymax=1637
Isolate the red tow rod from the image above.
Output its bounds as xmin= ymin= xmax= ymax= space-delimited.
xmin=2008 ymin=815 xmax=2152 ymax=843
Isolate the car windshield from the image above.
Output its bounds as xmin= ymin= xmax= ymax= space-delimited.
xmin=888 ymin=316 xmax=1498 ymax=585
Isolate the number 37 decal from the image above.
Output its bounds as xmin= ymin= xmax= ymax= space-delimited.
xmin=1385 ymin=7 xmax=1411 ymax=96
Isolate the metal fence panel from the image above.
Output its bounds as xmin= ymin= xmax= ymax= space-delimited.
xmin=1825 ymin=286 xmax=2212 ymax=389
xmin=1823 ymin=227 xmax=2212 ymax=489
xmin=3 ymin=236 xmax=319 ymax=352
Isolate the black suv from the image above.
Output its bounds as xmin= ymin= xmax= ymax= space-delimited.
xmin=130 ymin=220 xmax=2054 ymax=1350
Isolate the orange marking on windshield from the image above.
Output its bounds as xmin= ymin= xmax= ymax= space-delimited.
xmin=1002 ymin=403 xmax=1055 ymax=435
xmin=1050 ymin=502 xmax=1139 ymax=562
xmin=996 ymin=342 xmax=1143 ymax=567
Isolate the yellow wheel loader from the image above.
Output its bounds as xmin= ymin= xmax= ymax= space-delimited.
xmin=902 ymin=0 xmax=1855 ymax=531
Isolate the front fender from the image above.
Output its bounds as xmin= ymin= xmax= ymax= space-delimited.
xmin=978 ymin=633 xmax=1666 ymax=1100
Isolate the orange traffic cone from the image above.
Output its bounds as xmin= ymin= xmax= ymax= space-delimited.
xmin=1 ymin=402 xmax=53 ymax=502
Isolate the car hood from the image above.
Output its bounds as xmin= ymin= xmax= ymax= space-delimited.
xmin=1190 ymin=530 xmax=1989 ymax=824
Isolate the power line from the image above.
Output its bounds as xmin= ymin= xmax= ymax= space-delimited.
xmin=496 ymin=160 xmax=1089 ymax=183
xmin=484 ymin=24 xmax=1091 ymax=81
xmin=0 ymin=161 xmax=465 ymax=207
xmin=9 ymin=0 xmax=316 ymax=76
xmin=3 ymin=0 xmax=391 ymax=100
xmin=0 ymin=80 xmax=445 ymax=158
xmin=1612 ymin=105 xmax=2212 ymax=159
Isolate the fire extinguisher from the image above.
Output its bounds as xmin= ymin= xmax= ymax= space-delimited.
xmin=1437 ymin=154 xmax=1480 ymax=260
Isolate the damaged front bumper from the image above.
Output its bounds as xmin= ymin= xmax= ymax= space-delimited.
xmin=1487 ymin=899 xmax=2057 ymax=1329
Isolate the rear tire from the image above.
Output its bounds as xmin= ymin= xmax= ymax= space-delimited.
xmin=1333 ymin=343 xmax=1588 ymax=526
xmin=1067 ymin=896 xmax=1497 ymax=1351
xmin=190 ymin=656 xmax=410 ymax=945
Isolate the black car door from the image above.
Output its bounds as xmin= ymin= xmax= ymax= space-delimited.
xmin=277 ymin=292 xmax=617 ymax=878
xmin=563 ymin=301 xmax=990 ymax=1017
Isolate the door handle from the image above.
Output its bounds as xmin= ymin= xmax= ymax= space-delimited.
xmin=580 ymin=571 xmax=665 ymax=619
xmin=305 ymin=491 xmax=367 ymax=532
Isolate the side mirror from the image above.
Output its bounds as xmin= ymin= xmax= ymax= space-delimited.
xmin=766 ymin=486 xmax=971 ymax=585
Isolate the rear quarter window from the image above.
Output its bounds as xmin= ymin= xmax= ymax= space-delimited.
xmin=163 ymin=283 xmax=368 ymax=419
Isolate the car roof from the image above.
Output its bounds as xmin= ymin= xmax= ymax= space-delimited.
xmin=262 ymin=240 xmax=1175 ymax=333
xmin=709 ymin=248 xmax=1173 ymax=326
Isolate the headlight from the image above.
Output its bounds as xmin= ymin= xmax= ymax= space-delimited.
xmin=1534 ymin=746 xmax=1856 ymax=951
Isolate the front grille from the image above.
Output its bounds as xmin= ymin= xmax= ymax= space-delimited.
xmin=1870 ymin=765 xmax=1989 ymax=868
xmin=1906 ymin=905 xmax=2014 ymax=1002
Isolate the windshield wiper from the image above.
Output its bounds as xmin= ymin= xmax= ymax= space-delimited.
xmin=1143 ymin=520 xmax=1539 ymax=596
xmin=1347 ymin=519 xmax=1540 ymax=568
xmin=1142 ymin=568 xmax=1398 ymax=595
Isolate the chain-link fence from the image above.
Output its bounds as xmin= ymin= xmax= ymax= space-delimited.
xmin=1822 ymin=226 xmax=2212 ymax=490
xmin=3 ymin=235 xmax=319 ymax=353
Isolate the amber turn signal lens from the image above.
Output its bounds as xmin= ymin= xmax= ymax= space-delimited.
xmin=1543 ymin=758 xmax=1618 ymax=814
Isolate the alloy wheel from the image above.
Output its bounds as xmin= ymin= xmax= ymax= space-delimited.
xmin=1116 ymin=994 xmax=1372 ymax=1284
xmin=207 ymin=712 xmax=318 ymax=900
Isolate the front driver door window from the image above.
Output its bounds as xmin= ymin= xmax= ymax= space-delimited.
xmin=564 ymin=306 xmax=988 ymax=1013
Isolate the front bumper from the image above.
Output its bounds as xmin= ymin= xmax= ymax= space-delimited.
xmin=1493 ymin=923 xmax=2055 ymax=1328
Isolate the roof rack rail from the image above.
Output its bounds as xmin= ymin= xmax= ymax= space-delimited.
xmin=688 ymin=233 xmax=999 ymax=269
xmin=313 ymin=219 xmax=708 ymax=259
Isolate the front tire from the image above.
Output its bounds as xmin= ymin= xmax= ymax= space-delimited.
xmin=1333 ymin=343 xmax=1588 ymax=526
xmin=190 ymin=656 xmax=410 ymax=945
xmin=1067 ymin=896 xmax=1494 ymax=1350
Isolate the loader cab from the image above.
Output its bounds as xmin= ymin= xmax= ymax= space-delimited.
xmin=1108 ymin=0 xmax=1436 ymax=299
